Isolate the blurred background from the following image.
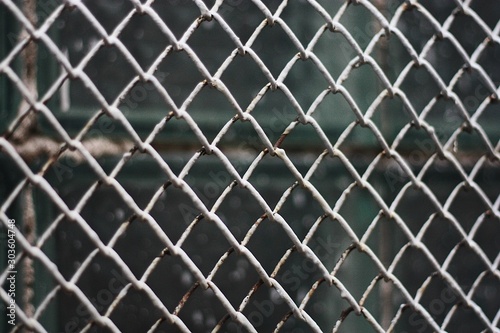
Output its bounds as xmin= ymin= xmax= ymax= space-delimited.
xmin=1 ymin=0 xmax=499 ymax=332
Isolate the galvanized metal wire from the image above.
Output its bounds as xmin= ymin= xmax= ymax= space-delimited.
xmin=1 ymin=0 xmax=499 ymax=332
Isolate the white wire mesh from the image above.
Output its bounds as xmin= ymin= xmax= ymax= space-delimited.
xmin=0 ymin=0 xmax=499 ymax=332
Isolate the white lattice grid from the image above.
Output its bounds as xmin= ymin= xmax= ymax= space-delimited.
xmin=0 ymin=0 xmax=499 ymax=332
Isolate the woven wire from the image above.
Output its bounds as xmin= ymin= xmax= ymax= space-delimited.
xmin=1 ymin=0 xmax=499 ymax=332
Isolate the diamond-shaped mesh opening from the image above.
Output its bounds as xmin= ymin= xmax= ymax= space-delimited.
xmin=153 ymin=117 xmax=205 ymax=148
xmin=147 ymin=255 xmax=197 ymax=311
xmin=176 ymin=287 xmax=227 ymax=332
xmin=445 ymin=305 xmax=490 ymax=332
xmin=188 ymin=20 xmax=238 ymax=74
xmin=399 ymin=65 xmax=442 ymax=115
xmin=304 ymin=280 xmax=348 ymax=332
xmin=307 ymin=218 xmax=351 ymax=266
xmin=215 ymin=187 xmax=265 ymax=241
xmin=59 ymin=77 xmax=103 ymax=112
xmin=336 ymin=249 xmax=380 ymax=300
xmin=472 ymin=214 xmax=500 ymax=262
xmin=339 ymin=3 xmax=380 ymax=51
xmin=109 ymin=288 xmax=162 ymax=332
xmin=240 ymin=286 xmax=291 ymax=331
xmin=449 ymin=12 xmax=489 ymax=56
xmin=375 ymin=35 xmax=412 ymax=84
xmin=251 ymin=23 xmax=299 ymax=77
xmin=250 ymin=92 xmax=297 ymax=133
xmin=448 ymin=186 xmax=492 ymax=232
xmin=314 ymin=32 xmax=356 ymax=80
xmin=280 ymin=123 xmax=332 ymax=153
xmin=420 ymin=215 xmax=463 ymax=264
xmin=279 ymin=188 xmax=324 ymax=239
xmin=55 ymin=290 xmax=97 ymax=332
xmin=246 ymin=156 xmax=297 ymax=205
xmin=113 ymin=218 xmax=165 ymax=279
xmin=446 ymin=244 xmax=491 ymax=292
xmin=280 ymin=2 xmax=327 ymax=46
xmin=182 ymin=155 xmax=232 ymax=205
xmin=426 ymin=39 xmax=466 ymax=84
xmin=393 ymin=246 xmax=437 ymax=296
xmin=396 ymin=7 xmax=437 ymax=53
xmin=476 ymin=103 xmax=500 ymax=145
xmin=186 ymin=87 xmax=240 ymax=141
xmin=1 ymin=0 xmax=498 ymax=332
xmin=470 ymin=273 xmax=500 ymax=321
xmin=56 ymin=219 xmax=101 ymax=280
xmin=78 ymin=187 xmax=133 ymax=244
xmin=420 ymin=278 xmax=461 ymax=324
xmin=155 ymin=50 xmax=204 ymax=107
xmin=420 ymin=160 xmax=464 ymax=203
xmin=283 ymin=59 xmax=330 ymax=109
xmin=53 ymin=5 xmax=103 ymax=66
xmin=362 ymin=215 xmax=410 ymax=267
xmin=216 ymin=119 xmax=260 ymax=152
xmin=81 ymin=47 xmax=139 ymax=104
xmin=246 ymin=218 xmax=295 ymax=275
xmin=211 ymin=255 xmax=260 ymax=308
xmin=470 ymin=0 xmax=500 ymax=28
xmin=118 ymin=83 xmax=171 ymax=138
xmin=477 ymin=42 xmax=500 ymax=84
xmin=119 ymin=13 xmax=171 ymax=70
xmin=394 ymin=187 xmax=437 ymax=234
xmin=220 ymin=55 xmax=271 ymax=110
xmin=342 ymin=64 xmax=382 ymax=112
xmin=369 ymin=97 xmax=412 ymax=144
xmin=217 ymin=1 xmax=264 ymax=44
xmin=453 ymin=70 xmax=491 ymax=115
xmin=75 ymin=257 xmax=128 ymax=313
xmin=113 ymin=154 xmax=169 ymax=205
xmin=181 ymin=221 xmax=233 ymax=276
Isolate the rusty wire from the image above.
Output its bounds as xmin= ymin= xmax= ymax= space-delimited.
xmin=1 ymin=0 xmax=499 ymax=332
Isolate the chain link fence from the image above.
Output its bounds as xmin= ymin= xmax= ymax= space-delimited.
xmin=0 ymin=0 xmax=499 ymax=332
